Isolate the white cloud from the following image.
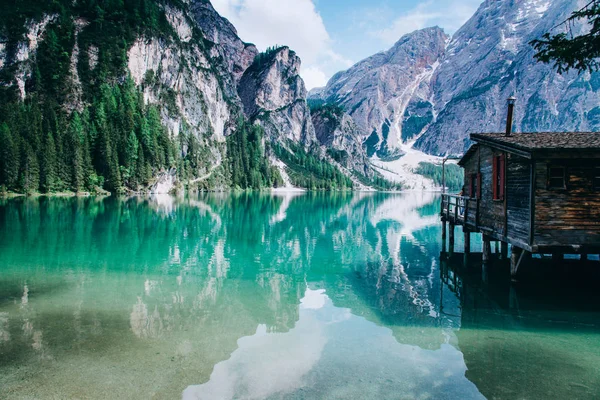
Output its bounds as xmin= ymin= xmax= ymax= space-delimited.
xmin=211 ymin=0 xmax=350 ymax=90
xmin=301 ymin=66 xmax=328 ymax=92
xmin=373 ymin=0 xmax=481 ymax=45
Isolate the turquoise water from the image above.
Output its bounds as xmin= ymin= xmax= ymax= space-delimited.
xmin=0 ymin=193 xmax=598 ymax=399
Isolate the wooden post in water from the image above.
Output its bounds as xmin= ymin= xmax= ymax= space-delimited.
xmin=482 ymin=236 xmax=491 ymax=264
xmin=500 ymin=241 xmax=508 ymax=260
xmin=449 ymin=223 xmax=455 ymax=255
xmin=463 ymin=230 xmax=471 ymax=265
xmin=442 ymin=220 xmax=447 ymax=253
xmin=511 ymin=247 xmax=524 ymax=278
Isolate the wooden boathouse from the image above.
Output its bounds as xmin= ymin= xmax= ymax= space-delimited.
xmin=441 ymin=98 xmax=600 ymax=277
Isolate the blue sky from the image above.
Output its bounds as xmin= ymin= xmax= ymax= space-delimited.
xmin=212 ymin=0 xmax=482 ymax=90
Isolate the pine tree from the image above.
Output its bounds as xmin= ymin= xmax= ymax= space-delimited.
xmin=40 ymin=130 xmax=59 ymax=193
xmin=125 ymin=130 xmax=140 ymax=187
xmin=0 ymin=123 xmax=19 ymax=191
xmin=19 ymin=142 xmax=40 ymax=194
xmin=67 ymin=113 xmax=85 ymax=191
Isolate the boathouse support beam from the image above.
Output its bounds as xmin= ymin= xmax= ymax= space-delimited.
xmin=511 ymin=247 xmax=525 ymax=278
xmin=482 ymin=236 xmax=492 ymax=264
xmin=449 ymin=223 xmax=455 ymax=255
xmin=442 ymin=220 xmax=447 ymax=253
xmin=501 ymin=241 xmax=509 ymax=260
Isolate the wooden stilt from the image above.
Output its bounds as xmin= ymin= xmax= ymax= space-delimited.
xmin=449 ymin=223 xmax=455 ymax=255
xmin=482 ymin=236 xmax=491 ymax=264
xmin=500 ymin=241 xmax=508 ymax=260
xmin=441 ymin=220 xmax=447 ymax=253
xmin=511 ymin=247 xmax=524 ymax=278
xmin=464 ymin=231 xmax=471 ymax=254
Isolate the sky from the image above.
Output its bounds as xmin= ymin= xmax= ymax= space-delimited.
xmin=211 ymin=0 xmax=483 ymax=90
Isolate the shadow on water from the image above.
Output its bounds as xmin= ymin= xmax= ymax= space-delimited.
xmin=441 ymin=254 xmax=600 ymax=399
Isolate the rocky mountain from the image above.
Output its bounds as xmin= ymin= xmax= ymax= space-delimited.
xmin=310 ymin=0 xmax=600 ymax=157
xmin=238 ymin=46 xmax=316 ymax=145
xmin=310 ymin=104 xmax=370 ymax=176
xmin=310 ymin=27 xmax=448 ymax=159
xmin=0 ymin=0 xmax=366 ymax=194
xmin=416 ymin=0 xmax=600 ymax=155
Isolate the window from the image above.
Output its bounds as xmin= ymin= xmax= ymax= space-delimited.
xmin=594 ymin=167 xmax=600 ymax=191
xmin=548 ymin=166 xmax=566 ymax=190
xmin=492 ymin=154 xmax=505 ymax=200
xmin=469 ymin=173 xmax=481 ymax=199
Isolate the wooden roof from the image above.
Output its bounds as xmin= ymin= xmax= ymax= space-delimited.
xmin=471 ymin=132 xmax=600 ymax=150
xmin=461 ymin=132 xmax=600 ymax=160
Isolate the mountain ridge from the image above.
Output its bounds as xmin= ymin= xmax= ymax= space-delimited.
xmin=310 ymin=0 xmax=600 ymax=157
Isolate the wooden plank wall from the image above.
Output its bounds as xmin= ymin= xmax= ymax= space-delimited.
xmin=477 ymin=147 xmax=505 ymax=236
xmin=506 ymin=154 xmax=531 ymax=244
xmin=535 ymin=160 xmax=600 ymax=247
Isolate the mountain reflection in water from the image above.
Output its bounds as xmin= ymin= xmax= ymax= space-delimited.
xmin=0 ymin=193 xmax=598 ymax=399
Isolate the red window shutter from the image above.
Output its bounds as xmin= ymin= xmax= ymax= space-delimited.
xmin=499 ymin=154 xmax=505 ymax=200
xmin=477 ymin=173 xmax=482 ymax=199
xmin=492 ymin=156 xmax=498 ymax=200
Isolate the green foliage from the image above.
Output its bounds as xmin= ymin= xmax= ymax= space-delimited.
xmin=0 ymin=77 xmax=178 ymax=193
xmin=0 ymin=0 xmax=185 ymax=194
xmin=249 ymin=46 xmax=286 ymax=71
xmin=353 ymin=171 xmax=402 ymax=191
xmin=273 ymin=143 xmax=353 ymax=190
xmin=308 ymin=102 xmax=345 ymax=119
xmin=415 ymin=162 xmax=463 ymax=192
xmin=326 ymin=149 xmax=349 ymax=164
xmin=226 ymin=122 xmax=283 ymax=190
xmin=531 ymin=1 xmax=600 ymax=73
xmin=402 ymin=111 xmax=433 ymax=142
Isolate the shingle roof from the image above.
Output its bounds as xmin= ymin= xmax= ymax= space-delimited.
xmin=470 ymin=132 xmax=600 ymax=151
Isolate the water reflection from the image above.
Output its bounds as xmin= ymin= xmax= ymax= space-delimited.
xmin=0 ymin=193 xmax=598 ymax=399
xmin=440 ymin=258 xmax=600 ymax=400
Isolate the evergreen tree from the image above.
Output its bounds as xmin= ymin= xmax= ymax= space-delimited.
xmin=19 ymin=142 xmax=40 ymax=194
xmin=67 ymin=112 xmax=85 ymax=191
xmin=40 ymin=130 xmax=59 ymax=193
xmin=532 ymin=1 xmax=600 ymax=73
xmin=0 ymin=123 xmax=19 ymax=190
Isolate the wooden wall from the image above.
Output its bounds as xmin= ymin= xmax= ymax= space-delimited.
xmin=477 ymin=146 xmax=505 ymax=236
xmin=462 ymin=146 xmax=531 ymax=244
xmin=535 ymin=160 xmax=600 ymax=247
xmin=506 ymin=154 xmax=531 ymax=245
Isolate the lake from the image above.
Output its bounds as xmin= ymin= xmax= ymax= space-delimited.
xmin=0 ymin=193 xmax=599 ymax=399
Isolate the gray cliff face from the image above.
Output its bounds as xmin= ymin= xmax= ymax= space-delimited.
xmin=311 ymin=107 xmax=370 ymax=175
xmin=238 ymin=47 xmax=317 ymax=145
xmin=190 ymin=0 xmax=258 ymax=84
xmin=415 ymin=0 xmax=600 ymax=155
xmin=310 ymin=27 xmax=449 ymax=158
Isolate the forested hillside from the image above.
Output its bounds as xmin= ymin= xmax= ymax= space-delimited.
xmin=0 ymin=0 xmax=354 ymax=194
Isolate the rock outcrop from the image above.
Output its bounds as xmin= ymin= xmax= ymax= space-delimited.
xmin=311 ymin=105 xmax=370 ymax=175
xmin=238 ymin=47 xmax=317 ymax=145
xmin=310 ymin=27 xmax=448 ymax=158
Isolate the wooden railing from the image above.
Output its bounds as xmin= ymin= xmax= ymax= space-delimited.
xmin=441 ymin=194 xmax=478 ymax=227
